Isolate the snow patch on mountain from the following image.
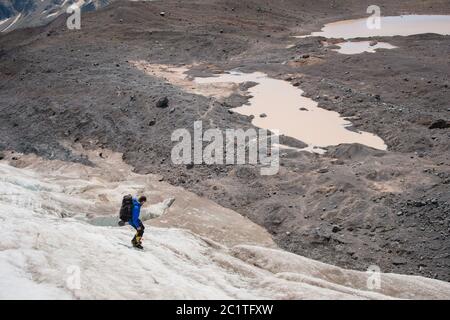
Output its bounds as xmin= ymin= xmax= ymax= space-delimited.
xmin=0 ymin=0 xmax=113 ymax=32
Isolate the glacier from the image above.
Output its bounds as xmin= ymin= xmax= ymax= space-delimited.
xmin=1 ymin=149 xmax=450 ymax=300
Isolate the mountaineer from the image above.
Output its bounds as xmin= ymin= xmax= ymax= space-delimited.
xmin=119 ymin=195 xmax=147 ymax=249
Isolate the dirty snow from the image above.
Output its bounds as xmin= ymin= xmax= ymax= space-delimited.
xmin=1 ymin=151 xmax=450 ymax=300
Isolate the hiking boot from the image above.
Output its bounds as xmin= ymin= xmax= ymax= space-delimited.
xmin=131 ymin=238 xmax=143 ymax=249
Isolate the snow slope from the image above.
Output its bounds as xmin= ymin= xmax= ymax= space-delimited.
xmin=1 ymin=150 xmax=450 ymax=300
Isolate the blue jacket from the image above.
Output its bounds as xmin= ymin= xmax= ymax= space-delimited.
xmin=129 ymin=197 xmax=142 ymax=228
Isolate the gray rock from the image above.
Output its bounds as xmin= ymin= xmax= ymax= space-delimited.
xmin=429 ymin=119 xmax=450 ymax=129
xmin=156 ymin=96 xmax=169 ymax=108
xmin=332 ymin=225 xmax=341 ymax=233
xmin=186 ymin=163 xmax=194 ymax=169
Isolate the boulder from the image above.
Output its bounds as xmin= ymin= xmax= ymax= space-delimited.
xmin=429 ymin=119 xmax=450 ymax=129
xmin=186 ymin=163 xmax=194 ymax=169
xmin=156 ymin=96 xmax=169 ymax=108
xmin=331 ymin=225 xmax=341 ymax=233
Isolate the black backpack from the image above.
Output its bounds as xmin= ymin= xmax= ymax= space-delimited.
xmin=119 ymin=195 xmax=134 ymax=222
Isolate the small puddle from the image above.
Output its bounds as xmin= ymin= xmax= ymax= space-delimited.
xmin=194 ymin=71 xmax=387 ymax=151
xmin=332 ymin=41 xmax=397 ymax=54
xmin=299 ymin=15 xmax=450 ymax=39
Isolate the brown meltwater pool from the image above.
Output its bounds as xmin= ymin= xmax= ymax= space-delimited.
xmin=298 ymin=15 xmax=450 ymax=39
xmin=194 ymin=71 xmax=387 ymax=152
xmin=333 ymin=41 xmax=397 ymax=54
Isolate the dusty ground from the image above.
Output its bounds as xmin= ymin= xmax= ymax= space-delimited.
xmin=0 ymin=0 xmax=449 ymax=281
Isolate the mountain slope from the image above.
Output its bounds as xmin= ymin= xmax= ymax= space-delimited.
xmin=0 ymin=0 xmax=112 ymax=32
xmin=0 ymin=0 xmax=449 ymax=282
